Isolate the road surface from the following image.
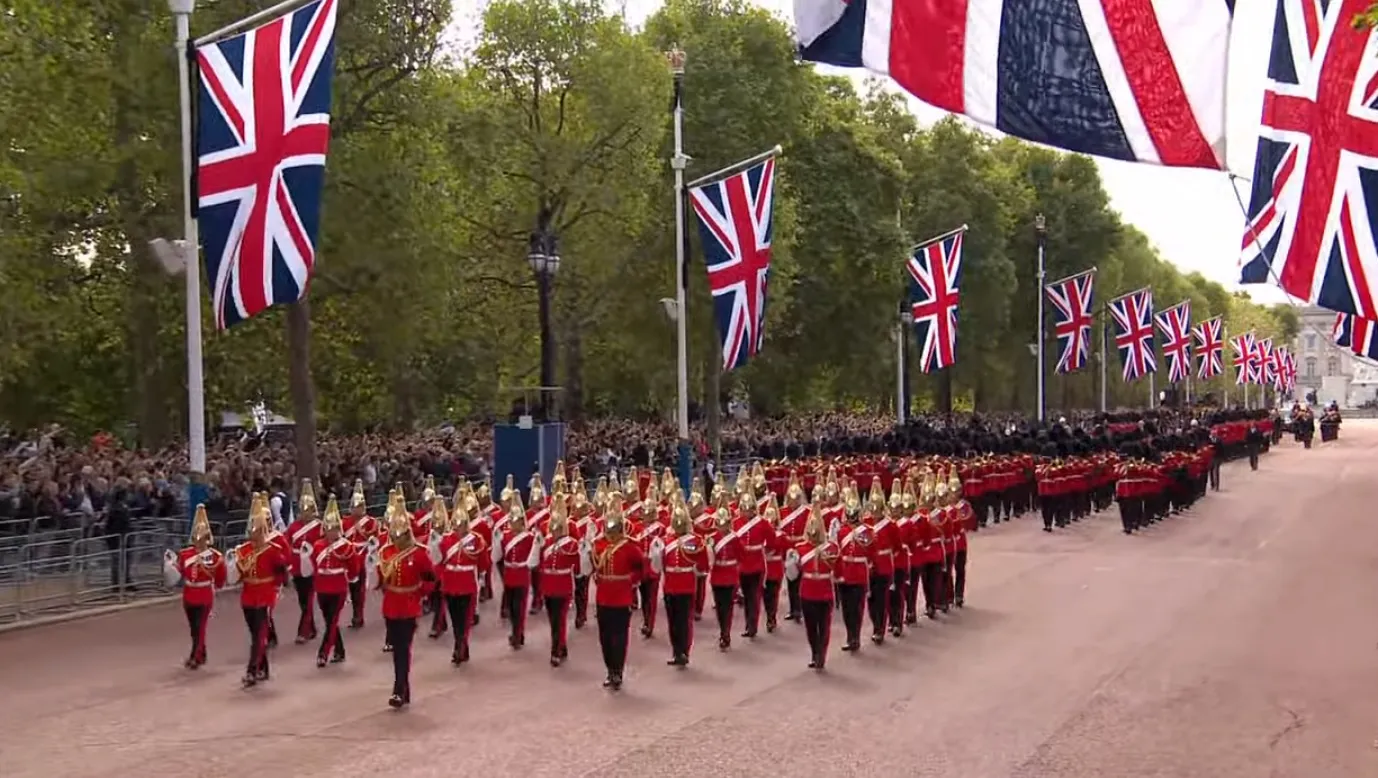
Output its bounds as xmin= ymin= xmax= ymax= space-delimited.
xmin=3 ymin=426 xmax=1377 ymax=778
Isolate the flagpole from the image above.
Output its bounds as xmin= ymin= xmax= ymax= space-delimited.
xmin=668 ymin=47 xmax=691 ymax=498
xmin=172 ymin=0 xmax=207 ymax=482
xmin=193 ymin=0 xmax=313 ymax=46
xmin=1035 ymin=214 xmax=1047 ymax=423
xmin=895 ymin=303 xmax=907 ymax=426
xmin=686 ymin=144 xmax=783 ymax=190
xmin=1149 ymin=371 xmax=1156 ymax=409
xmin=1099 ymin=315 xmax=1108 ymax=413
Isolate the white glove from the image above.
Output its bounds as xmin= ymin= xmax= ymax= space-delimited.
xmin=162 ymin=550 xmax=182 ymax=588
xmin=298 ymin=543 xmax=314 ymax=577
xmin=784 ymin=550 xmax=800 ymax=582
xmin=225 ymin=556 xmax=240 ymax=587
xmin=428 ymin=533 xmax=443 ymax=565
xmin=649 ymin=537 xmax=666 ymax=576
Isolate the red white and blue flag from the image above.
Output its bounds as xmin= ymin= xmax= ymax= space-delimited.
xmin=1193 ymin=315 xmax=1224 ymax=379
xmin=1239 ymin=0 xmax=1378 ymax=318
xmin=196 ymin=0 xmax=338 ymax=330
xmin=1333 ymin=311 xmax=1378 ymax=358
xmin=1108 ymin=288 xmax=1156 ymax=382
xmin=795 ymin=0 xmax=1230 ymax=168
xmin=906 ymin=230 xmax=965 ymax=373
xmin=1231 ymin=332 xmax=1254 ymax=386
xmin=1256 ymin=337 xmax=1276 ymax=386
xmin=1270 ymin=345 xmax=1290 ymax=391
xmin=1244 ymin=333 xmax=1266 ymax=385
xmin=1044 ymin=269 xmax=1095 ymax=374
xmin=689 ymin=153 xmax=778 ymax=372
xmin=1153 ymin=300 xmax=1192 ymax=383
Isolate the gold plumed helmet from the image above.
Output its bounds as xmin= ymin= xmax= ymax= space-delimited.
xmin=429 ymin=494 xmax=451 ymax=534
xmin=507 ymin=488 xmax=526 ymax=526
xmin=299 ymin=478 xmax=319 ymax=518
xmin=763 ymin=494 xmax=780 ymax=527
xmin=190 ymin=503 xmax=214 ymax=549
xmin=933 ymin=469 xmax=950 ymax=502
xmin=714 ymin=506 xmax=732 ymax=531
xmin=733 ymin=468 xmax=749 ymax=496
xmin=548 ymin=494 xmax=569 ymax=537
xmin=604 ymin=498 xmax=626 ymax=538
xmin=624 ymin=468 xmax=639 ymax=501
xmin=421 ymin=475 xmax=437 ymax=503
xmin=249 ymin=492 xmax=272 ymax=543
xmin=529 ymin=471 xmax=546 ymax=505
xmin=670 ymin=501 xmax=692 ymax=536
xmin=661 ymin=468 xmax=677 ymax=497
xmin=644 ymin=480 xmax=661 ymax=507
xmin=826 ymin=473 xmax=840 ymax=501
xmin=867 ymin=479 xmax=886 ymax=511
xmin=386 ymin=490 xmax=414 ymax=548
xmin=786 ymin=471 xmax=805 ymax=505
xmin=751 ymin=461 xmax=767 ymax=492
xmin=500 ymin=474 xmax=516 ymax=504
xmin=350 ymin=479 xmax=367 ymax=512
xmin=455 ymin=495 xmax=475 ymax=534
xmin=947 ymin=469 xmax=962 ymax=501
xmin=804 ymin=503 xmax=826 ymax=544
xmin=902 ymin=479 xmax=917 ymax=510
xmin=321 ymin=494 xmax=343 ymax=536
xmin=739 ymin=484 xmax=757 ymax=515
xmin=844 ymin=482 xmax=861 ymax=518
xmin=552 ymin=460 xmax=567 ymax=492
xmin=475 ymin=478 xmax=492 ymax=504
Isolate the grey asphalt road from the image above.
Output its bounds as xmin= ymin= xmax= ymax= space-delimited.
xmin=2 ymin=424 xmax=1376 ymax=778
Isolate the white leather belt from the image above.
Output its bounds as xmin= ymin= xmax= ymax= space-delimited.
xmin=715 ymin=560 xmax=738 ymax=566
xmin=804 ymin=572 xmax=830 ymax=580
xmin=667 ymin=565 xmax=696 ymax=573
xmin=445 ymin=564 xmax=476 ymax=572
xmin=876 ymin=549 xmax=893 ymax=556
xmin=316 ymin=569 xmax=347 ymax=576
xmin=843 ymin=556 xmax=867 ymax=563
xmin=743 ymin=544 xmax=764 ymax=551
xmin=184 ymin=580 xmax=213 ymax=588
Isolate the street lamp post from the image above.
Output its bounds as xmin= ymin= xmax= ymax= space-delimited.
xmin=527 ymin=230 xmax=561 ymax=419
xmin=1034 ymin=214 xmax=1047 ymax=423
xmin=896 ymin=302 xmax=911 ymax=426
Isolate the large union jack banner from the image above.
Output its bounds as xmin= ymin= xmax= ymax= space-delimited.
xmin=1193 ymin=315 xmax=1224 ymax=379
xmin=1231 ymin=332 xmax=1255 ymax=386
xmin=906 ymin=229 xmax=965 ymax=373
xmin=1256 ymin=337 xmax=1276 ymax=386
xmin=196 ymin=0 xmax=338 ymax=330
xmin=1153 ymin=300 xmax=1192 ymax=383
xmin=1333 ymin=311 xmax=1378 ymax=358
xmin=689 ymin=153 xmax=778 ymax=372
xmin=1238 ymin=0 xmax=1378 ymax=318
xmin=1044 ymin=269 xmax=1095 ymax=374
xmin=1107 ymin=288 xmax=1156 ymax=382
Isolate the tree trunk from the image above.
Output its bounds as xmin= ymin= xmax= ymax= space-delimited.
xmin=287 ymin=299 xmax=318 ymax=482
xmin=706 ymin=351 xmax=721 ymax=464
xmin=563 ymin=325 xmax=585 ymax=421
xmin=939 ymin=370 xmax=954 ymax=415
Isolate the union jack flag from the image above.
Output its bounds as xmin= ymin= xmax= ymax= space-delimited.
xmin=1231 ymin=332 xmax=1254 ymax=386
xmin=1333 ymin=311 xmax=1378 ymax=358
xmin=196 ymin=0 xmax=338 ymax=330
xmin=689 ymin=153 xmax=778 ymax=372
xmin=1193 ymin=316 xmax=1224 ymax=379
xmin=1256 ymin=337 xmax=1276 ymax=386
xmin=1044 ymin=269 xmax=1095 ymax=374
xmin=1283 ymin=350 xmax=1298 ymax=392
xmin=1107 ymin=288 xmax=1156 ymax=382
xmin=1239 ymin=0 xmax=1378 ymax=319
xmin=906 ymin=230 xmax=965 ymax=372
xmin=1270 ymin=345 xmax=1289 ymax=390
xmin=1153 ymin=300 xmax=1192 ymax=383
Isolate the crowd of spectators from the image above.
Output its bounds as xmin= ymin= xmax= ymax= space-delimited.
xmin=2 ymin=407 xmax=1236 ymax=536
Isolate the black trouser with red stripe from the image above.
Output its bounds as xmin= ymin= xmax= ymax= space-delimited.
xmin=243 ymin=606 xmax=271 ymax=677
xmin=739 ymin=572 xmax=764 ymax=636
xmin=867 ymin=573 xmax=891 ymax=637
xmin=317 ymin=592 xmax=346 ymax=661
xmin=184 ymin=603 xmax=209 ymax=664
xmin=292 ymin=576 xmax=316 ymax=640
xmin=444 ymin=593 xmax=475 ymax=661
xmin=348 ymin=578 xmax=367 ymax=626
xmin=802 ymin=598 xmax=832 ymax=665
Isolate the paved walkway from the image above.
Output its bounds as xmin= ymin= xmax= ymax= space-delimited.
xmin=2 ymin=426 xmax=1376 ymax=778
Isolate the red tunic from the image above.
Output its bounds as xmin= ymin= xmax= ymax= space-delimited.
xmin=708 ymin=528 xmax=741 ymax=587
xmin=437 ymin=531 xmax=489 ymax=595
xmin=793 ymin=540 xmax=839 ymax=601
xmin=863 ymin=514 xmax=898 ymax=576
xmin=593 ymin=537 xmax=646 ymax=607
xmin=497 ymin=527 xmax=539 ymax=587
xmin=410 ymin=507 xmax=433 ymax=546
xmin=635 ymin=518 xmax=667 ymax=578
xmin=284 ymin=516 xmax=322 ymax=577
xmin=660 ymin=534 xmax=710 ymax=595
xmin=538 ymin=535 xmax=581 ymax=599
xmin=177 ymin=547 xmax=226 ymax=607
xmin=733 ymin=512 xmax=773 ymax=576
xmin=311 ymin=536 xmax=361 ymax=596
xmin=234 ymin=542 xmax=289 ymax=609
xmin=377 ymin=544 xmax=435 ymax=620
xmin=344 ymin=514 xmax=379 ymax=557
xmin=835 ymin=524 xmax=871 ymax=585
xmin=777 ymin=503 xmax=809 ymax=545
xmin=764 ymin=527 xmax=789 ymax=581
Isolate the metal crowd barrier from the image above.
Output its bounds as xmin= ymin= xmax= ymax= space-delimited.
xmin=0 ymin=531 xmax=177 ymax=625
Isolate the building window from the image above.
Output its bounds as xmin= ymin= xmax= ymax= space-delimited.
xmin=1306 ymin=333 xmax=1317 ymax=351
xmin=1306 ymin=357 xmax=1317 ymax=377
xmin=1328 ymin=357 xmax=1339 ymax=376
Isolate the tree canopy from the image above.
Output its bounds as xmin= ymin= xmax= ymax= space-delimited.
xmin=0 ymin=0 xmax=1300 ymax=441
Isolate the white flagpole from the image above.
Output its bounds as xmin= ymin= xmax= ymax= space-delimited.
xmin=668 ymin=47 xmax=691 ymax=497
xmin=1099 ymin=315 xmax=1108 ymax=413
xmin=1035 ymin=215 xmax=1047 ymax=422
xmin=171 ymin=0 xmax=207 ymax=477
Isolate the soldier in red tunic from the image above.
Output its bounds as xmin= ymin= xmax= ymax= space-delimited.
xmin=494 ymin=492 xmax=540 ymax=648
xmin=707 ymin=503 xmax=741 ymax=650
xmin=232 ymin=494 xmax=290 ymax=688
xmin=163 ymin=504 xmax=227 ymax=669
xmin=285 ymin=479 xmax=323 ymax=644
xmin=634 ymin=482 xmax=667 ymax=638
xmin=376 ymin=491 xmax=436 ymax=709
xmin=833 ymin=485 xmax=872 ymax=652
xmin=861 ymin=482 xmax=898 ymax=644
xmin=732 ymin=486 xmax=772 ymax=639
xmin=690 ymin=480 xmax=714 ymax=622
xmin=760 ymin=496 xmax=789 ymax=633
xmin=311 ymin=494 xmax=361 ymax=667
xmin=434 ymin=491 xmax=487 ymax=664
xmin=592 ymin=498 xmax=645 ymax=690
xmin=786 ymin=503 xmax=839 ymax=670
xmin=569 ymin=481 xmax=597 ymax=629
xmin=342 ymin=480 xmax=377 ymax=629
xmin=539 ymin=495 xmax=582 ymax=666
xmin=655 ymin=499 xmax=710 ymax=667
xmin=778 ymin=476 xmax=809 ymax=622
xmin=947 ymin=469 xmax=971 ymax=608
